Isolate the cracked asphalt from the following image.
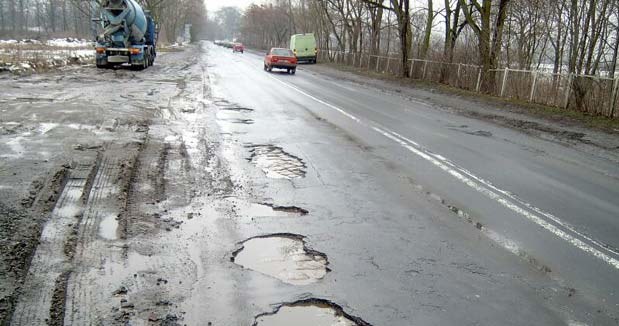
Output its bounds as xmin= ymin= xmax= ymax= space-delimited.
xmin=0 ymin=41 xmax=618 ymax=325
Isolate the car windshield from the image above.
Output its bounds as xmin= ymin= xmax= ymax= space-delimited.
xmin=271 ymin=49 xmax=294 ymax=56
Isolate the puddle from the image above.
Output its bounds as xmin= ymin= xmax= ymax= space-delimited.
xmin=99 ymin=213 xmax=119 ymax=240
xmin=247 ymin=145 xmax=306 ymax=179
xmin=232 ymin=234 xmax=328 ymax=285
xmin=254 ymin=299 xmax=370 ymax=326
xmin=38 ymin=122 xmax=59 ymax=134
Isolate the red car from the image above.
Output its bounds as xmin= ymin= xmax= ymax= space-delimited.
xmin=233 ymin=43 xmax=244 ymax=53
xmin=264 ymin=48 xmax=297 ymax=74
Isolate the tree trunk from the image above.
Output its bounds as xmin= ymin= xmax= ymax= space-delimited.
xmin=420 ymin=0 xmax=433 ymax=59
xmin=459 ymin=0 xmax=511 ymax=92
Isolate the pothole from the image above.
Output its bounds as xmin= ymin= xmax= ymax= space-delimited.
xmin=232 ymin=234 xmax=328 ymax=285
xmin=264 ymin=204 xmax=309 ymax=216
xmin=213 ymin=98 xmax=253 ymax=112
xmin=253 ymin=299 xmax=372 ymax=326
xmin=220 ymin=106 xmax=253 ymax=112
xmin=465 ymin=130 xmax=492 ymax=137
xmin=226 ymin=198 xmax=308 ymax=217
xmin=247 ymin=145 xmax=306 ymax=179
xmin=221 ymin=118 xmax=254 ymax=124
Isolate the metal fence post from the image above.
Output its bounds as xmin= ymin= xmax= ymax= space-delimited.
xmin=457 ymin=63 xmax=462 ymax=81
xmin=368 ymin=55 xmax=372 ymax=70
xmin=385 ymin=57 xmax=390 ymax=73
xmin=422 ymin=60 xmax=428 ymax=80
xmin=476 ymin=68 xmax=482 ymax=92
xmin=376 ymin=56 xmax=380 ymax=71
xmin=500 ymin=67 xmax=509 ymax=97
xmin=409 ymin=59 xmax=414 ymax=77
xmin=529 ymin=71 xmax=538 ymax=102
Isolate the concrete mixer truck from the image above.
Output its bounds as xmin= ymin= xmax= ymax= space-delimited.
xmin=94 ymin=0 xmax=157 ymax=70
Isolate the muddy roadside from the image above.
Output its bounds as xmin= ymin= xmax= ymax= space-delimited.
xmin=0 ymin=46 xmax=192 ymax=324
xmin=301 ymin=62 xmax=619 ymax=161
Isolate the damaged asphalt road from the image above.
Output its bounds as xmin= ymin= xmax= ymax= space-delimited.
xmin=0 ymin=41 xmax=618 ymax=325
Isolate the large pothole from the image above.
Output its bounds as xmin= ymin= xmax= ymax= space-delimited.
xmin=247 ymin=145 xmax=306 ymax=179
xmin=253 ymin=299 xmax=372 ymax=326
xmin=232 ymin=234 xmax=328 ymax=285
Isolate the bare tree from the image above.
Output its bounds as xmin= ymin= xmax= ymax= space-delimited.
xmin=459 ymin=0 xmax=511 ymax=92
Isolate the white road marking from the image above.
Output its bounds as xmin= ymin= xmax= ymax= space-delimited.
xmin=265 ymin=73 xmax=619 ymax=271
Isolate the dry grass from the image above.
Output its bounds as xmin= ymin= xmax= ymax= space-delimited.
xmin=320 ymin=62 xmax=619 ymax=132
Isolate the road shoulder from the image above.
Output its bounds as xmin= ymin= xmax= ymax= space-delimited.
xmin=301 ymin=62 xmax=619 ymax=160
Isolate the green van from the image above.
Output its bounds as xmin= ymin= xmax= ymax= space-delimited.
xmin=290 ymin=33 xmax=317 ymax=63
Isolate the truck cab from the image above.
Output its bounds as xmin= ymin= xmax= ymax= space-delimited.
xmin=95 ymin=0 xmax=157 ymax=70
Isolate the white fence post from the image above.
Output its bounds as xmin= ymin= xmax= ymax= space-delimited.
xmin=529 ymin=71 xmax=538 ymax=102
xmin=422 ymin=60 xmax=428 ymax=80
xmin=457 ymin=63 xmax=462 ymax=81
xmin=376 ymin=56 xmax=380 ymax=71
xmin=476 ymin=68 xmax=482 ymax=92
xmin=500 ymin=67 xmax=509 ymax=97
xmin=368 ymin=55 xmax=372 ymax=70
xmin=564 ymin=73 xmax=574 ymax=109
xmin=609 ymin=77 xmax=618 ymax=118
xmin=385 ymin=57 xmax=390 ymax=73
xmin=409 ymin=59 xmax=414 ymax=77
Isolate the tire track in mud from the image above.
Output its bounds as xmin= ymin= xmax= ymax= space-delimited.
xmin=63 ymin=148 xmax=143 ymax=325
xmin=10 ymin=159 xmax=99 ymax=326
xmin=0 ymin=165 xmax=69 ymax=325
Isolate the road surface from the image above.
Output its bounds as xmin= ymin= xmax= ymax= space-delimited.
xmin=1 ymin=42 xmax=618 ymax=325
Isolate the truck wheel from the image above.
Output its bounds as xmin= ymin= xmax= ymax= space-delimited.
xmin=267 ymin=65 xmax=272 ymax=72
xmin=263 ymin=64 xmax=267 ymax=71
xmin=291 ymin=68 xmax=296 ymax=75
xmin=96 ymin=63 xmax=109 ymax=69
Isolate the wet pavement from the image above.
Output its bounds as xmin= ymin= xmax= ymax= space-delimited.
xmin=0 ymin=41 xmax=618 ymax=325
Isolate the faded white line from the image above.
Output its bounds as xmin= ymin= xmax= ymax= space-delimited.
xmin=388 ymin=129 xmax=619 ymax=258
xmin=265 ymin=73 xmax=619 ymax=270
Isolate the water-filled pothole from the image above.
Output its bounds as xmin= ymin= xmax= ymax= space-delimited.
xmin=253 ymin=299 xmax=371 ymax=326
xmin=232 ymin=234 xmax=328 ymax=285
xmin=247 ymin=145 xmax=306 ymax=179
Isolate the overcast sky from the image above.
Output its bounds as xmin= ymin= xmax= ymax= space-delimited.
xmin=206 ymin=0 xmax=255 ymax=13
xmin=206 ymin=0 xmax=440 ymax=17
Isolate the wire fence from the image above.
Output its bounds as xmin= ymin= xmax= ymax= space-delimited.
xmin=318 ymin=50 xmax=619 ymax=119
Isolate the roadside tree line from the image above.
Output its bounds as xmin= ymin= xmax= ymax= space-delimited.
xmin=235 ymin=0 xmax=619 ymax=82
xmin=210 ymin=0 xmax=619 ymax=117
xmin=0 ymin=0 xmax=207 ymax=43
